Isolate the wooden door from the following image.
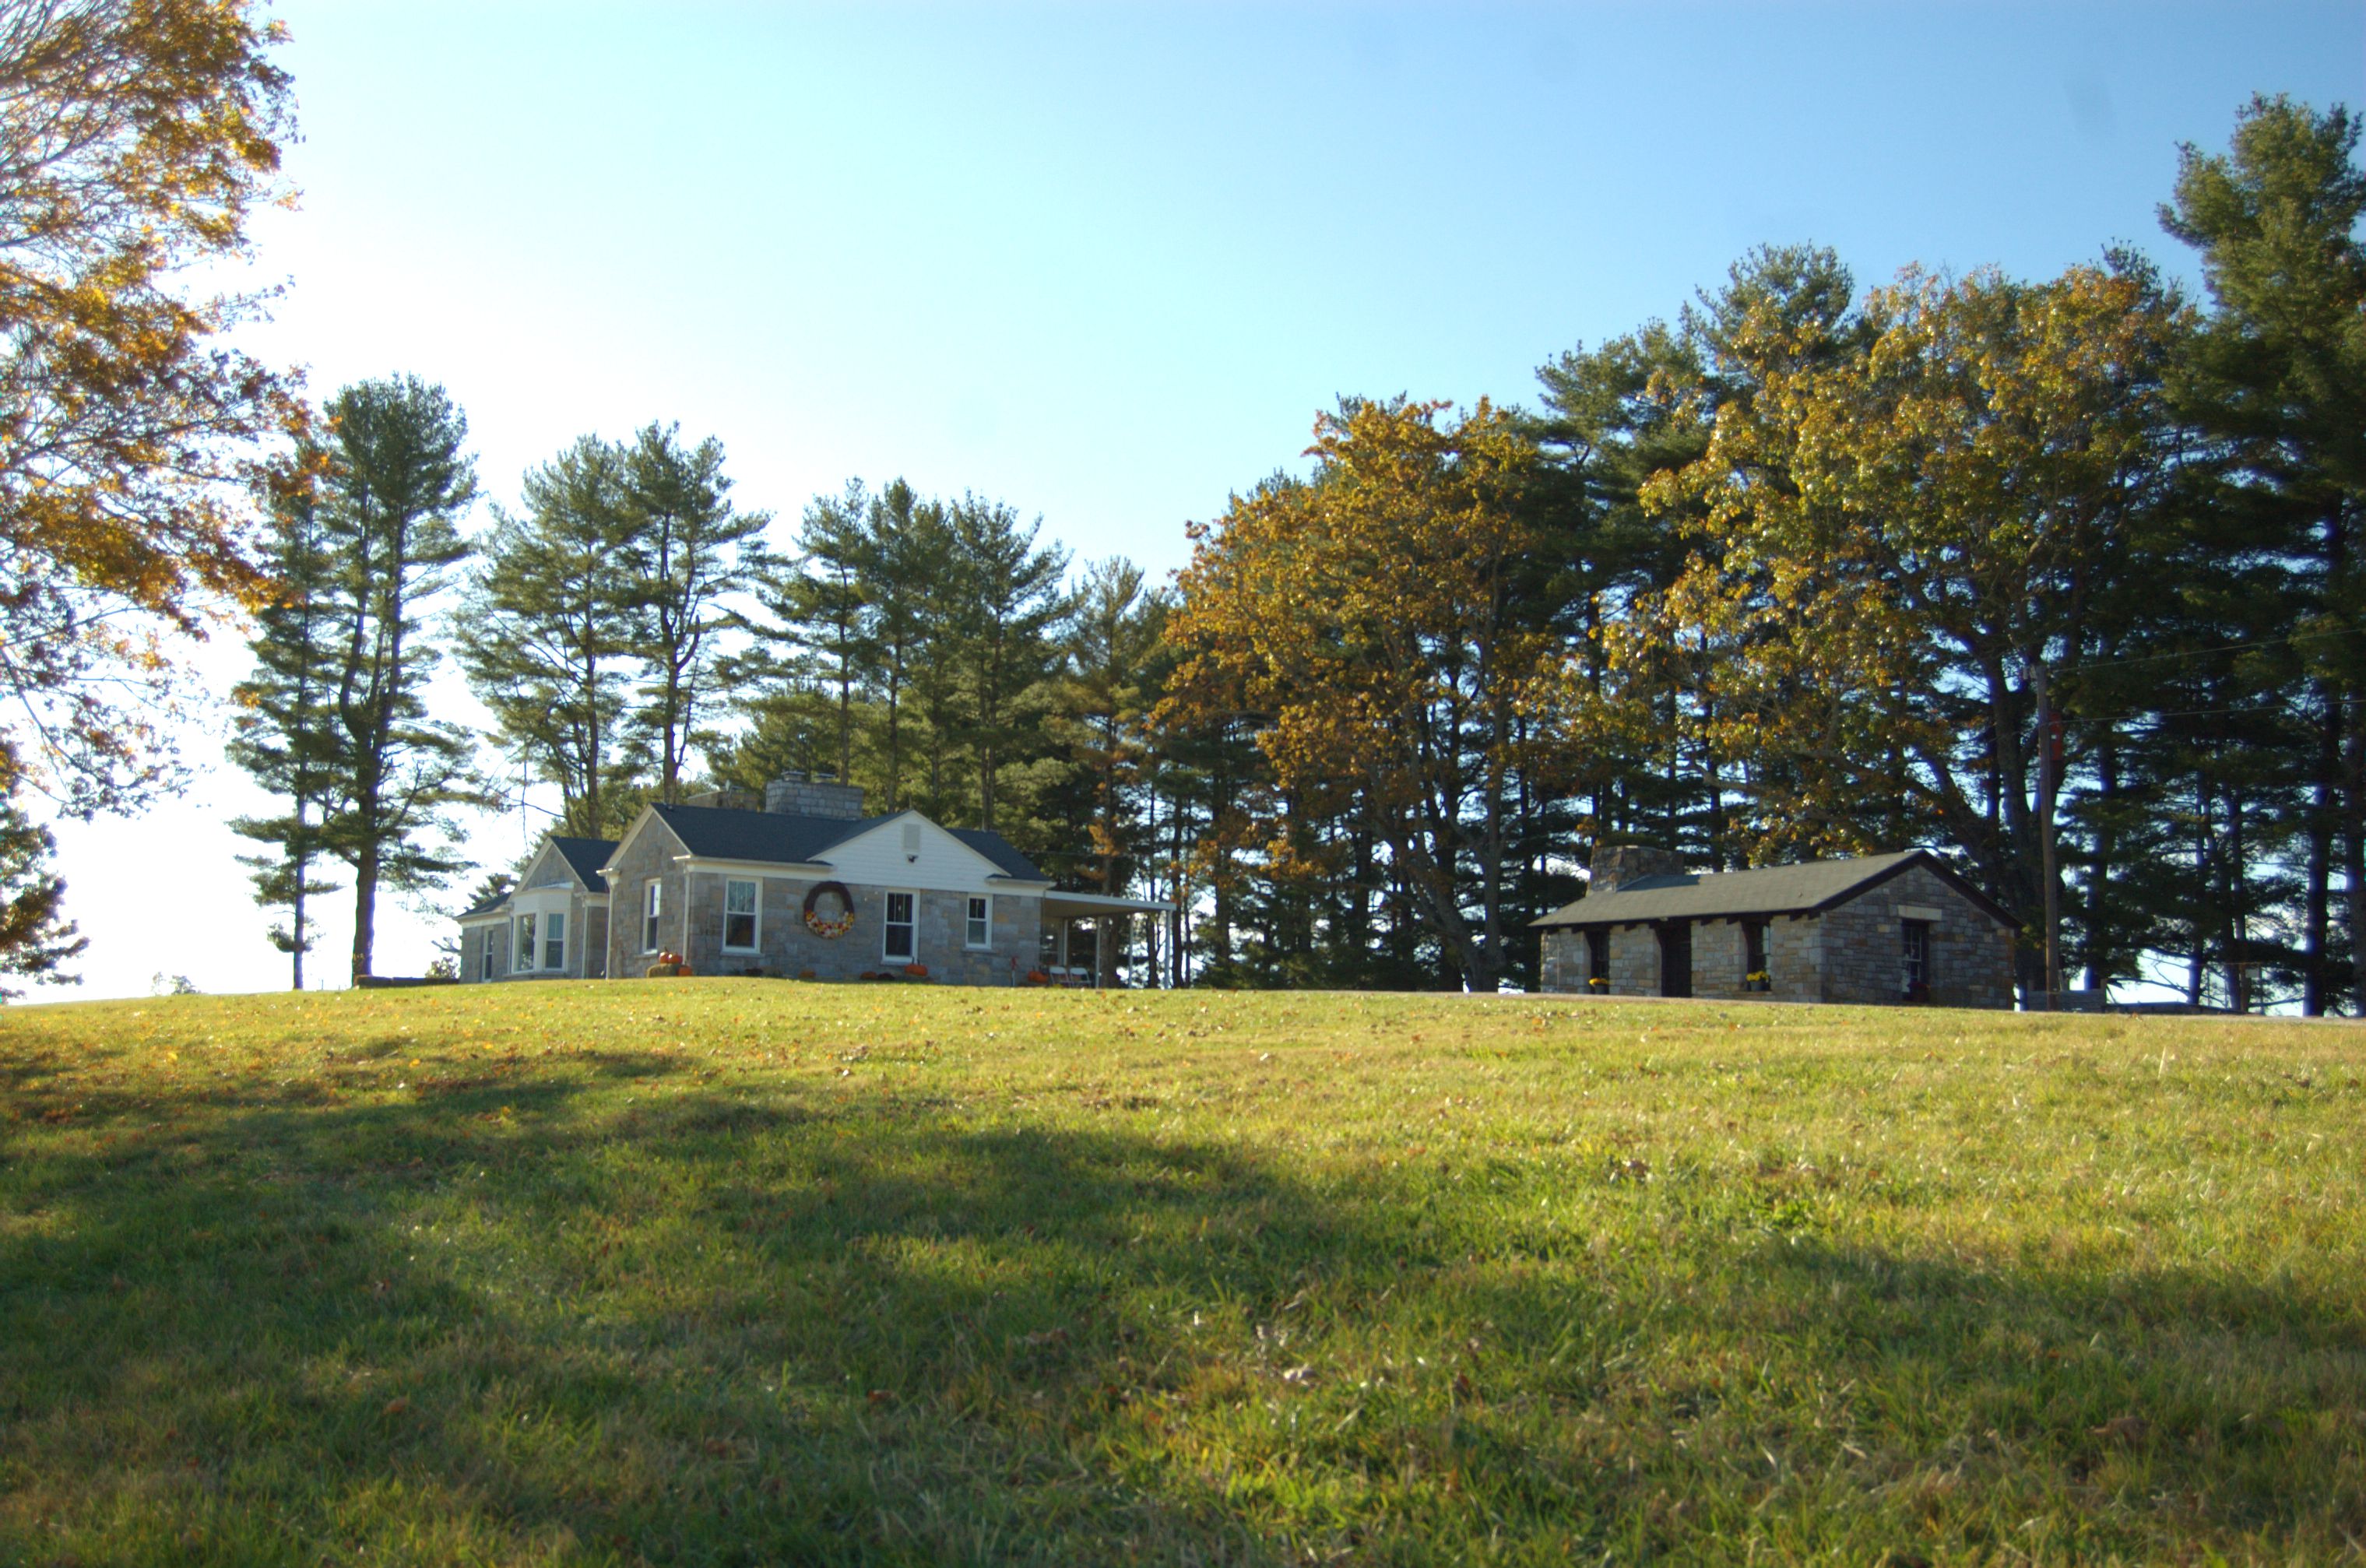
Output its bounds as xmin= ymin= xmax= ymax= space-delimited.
xmin=1658 ymin=922 xmax=1692 ymax=998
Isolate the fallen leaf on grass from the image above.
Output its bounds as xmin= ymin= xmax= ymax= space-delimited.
xmin=2091 ymin=1414 xmax=2147 ymax=1443
xmin=381 ymin=1397 xmax=410 ymax=1417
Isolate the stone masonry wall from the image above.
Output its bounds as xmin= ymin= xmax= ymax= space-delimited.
xmin=678 ymin=871 xmax=1040 ymax=986
xmin=1608 ymin=923 xmax=1660 ymax=994
xmin=1539 ymin=912 xmax=1824 ymax=1002
xmin=603 ymin=820 xmax=689 ymax=979
xmin=1539 ymin=930 xmax=1580 ymax=992
xmin=1815 ymin=863 xmax=2014 ymax=1008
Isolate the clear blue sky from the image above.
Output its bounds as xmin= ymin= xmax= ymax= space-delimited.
xmin=38 ymin=1 xmax=2366 ymax=1000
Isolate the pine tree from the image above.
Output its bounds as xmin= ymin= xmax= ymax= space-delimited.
xmin=313 ymin=377 xmax=482 ymax=983
xmin=621 ymin=424 xmax=767 ymax=804
xmin=868 ymin=480 xmax=952 ymax=814
xmin=458 ymin=435 xmax=644 ymax=837
xmin=731 ymin=479 xmax=874 ymax=791
xmin=0 ymin=768 xmax=83 ymax=999
xmin=951 ymin=495 xmax=1070 ymax=831
xmin=227 ymin=467 xmax=345 ymax=989
xmin=2162 ymin=94 xmax=2366 ymax=1011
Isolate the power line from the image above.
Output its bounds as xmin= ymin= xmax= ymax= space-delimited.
xmin=2072 ymin=623 xmax=2354 ymax=674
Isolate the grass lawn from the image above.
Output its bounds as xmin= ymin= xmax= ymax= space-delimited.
xmin=1 ymin=983 xmax=2361 ymax=1566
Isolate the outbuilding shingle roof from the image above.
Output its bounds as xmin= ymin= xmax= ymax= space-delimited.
xmin=1531 ymin=849 xmax=2016 ymax=930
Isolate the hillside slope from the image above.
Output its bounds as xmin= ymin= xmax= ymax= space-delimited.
xmin=3 ymin=983 xmax=2361 ymax=1565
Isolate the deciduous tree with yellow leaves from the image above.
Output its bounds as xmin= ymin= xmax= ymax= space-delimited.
xmin=1165 ymin=398 xmax=1556 ymax=990
xmin=0 ymin=0 xmax=296 ymax=987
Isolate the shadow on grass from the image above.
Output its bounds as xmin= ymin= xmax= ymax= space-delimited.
xmin=2 ymin=1061 xmax=2361 ymax=1566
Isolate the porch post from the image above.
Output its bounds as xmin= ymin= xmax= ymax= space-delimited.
xmin=1056 ymin=916 xmax=1069 ymax=979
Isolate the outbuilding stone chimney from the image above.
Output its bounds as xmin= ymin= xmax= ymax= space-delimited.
xmin=1588 ymin=843 xmax=1686 ymax=898
xmin=765 ymin=771 xmax=867 ymax=820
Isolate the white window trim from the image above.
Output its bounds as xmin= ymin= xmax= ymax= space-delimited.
xmin=479 ymin=929 xmax=496 ymax=982
xmin=722 ymin=877 xmax=762 ymax=954
xmin=543 ymin=909 xmax=567 ymax=972
xmin=965 ymin=894 xmax=993 ymax=950
xmin=642 ymin=879 xmax=663 ymax=955
xmin=881 ymin=889 xmax=918 ymax=963
xmin=512 ymin=912 xmax=537 ymax=974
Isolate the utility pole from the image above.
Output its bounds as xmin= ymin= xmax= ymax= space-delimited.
xmin=2034 ymin=657 xmax=2061 ymax=1010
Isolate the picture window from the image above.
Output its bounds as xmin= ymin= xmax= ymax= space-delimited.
xmin=513 ymin=912 xmax=537 ymax=974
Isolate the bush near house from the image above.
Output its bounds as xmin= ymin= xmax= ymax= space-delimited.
xmin=1 ymin=985 xmax=2360 ymax=1564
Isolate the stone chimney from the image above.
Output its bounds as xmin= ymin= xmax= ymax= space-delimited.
xmin=1589 ymin=843 xmax=1685 ymax=898
xmin=765 ymin=770 xmax=867 ymax=820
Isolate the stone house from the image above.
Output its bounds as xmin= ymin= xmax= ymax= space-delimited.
xmin=457 ymin=835 xmax=616 ymax=982
xmin=456 ymin=774 xmax=1166 ymax=986
xmin=1533 ymin=845 xmax=2018 ymax=1008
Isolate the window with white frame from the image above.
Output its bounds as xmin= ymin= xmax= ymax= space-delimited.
xmin=642 ymin=880 xmax=663 ymax=953
xmin=543 ymin=909 xmax=566 ymax=971
xmin=723 ymin=878 xmax=759 ymax=951
xmin=965 ymin=895 xmax=991 ymax=948
xmin=883 ymin=891 xmax=916 ymax=961
xmin=512 ymin=912 xmax=537 ymax=973
xmin=479 ymin=929 xmax=496 ymax=982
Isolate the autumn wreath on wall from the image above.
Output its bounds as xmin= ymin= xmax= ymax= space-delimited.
xmin=803 ymin=881 xmax=856 ymax=938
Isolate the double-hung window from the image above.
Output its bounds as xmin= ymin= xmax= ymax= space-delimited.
xmin=512 ymin=912 xmax=537 ymax=974
xmin=884 ymin=892 xmax=916 ymax=962
xmin=965 ymin=895 xmax=991 ymax=948
xmin=642 ymin=881 xmax=663 ymax=953
xmin=479 ymin=930 xmax=496 ymax=982
xmin=543 ymin=910 xmax=566 ymax=971
xmin=1902 ymin=919 xmax=1932 ymax=992
xmin=723 ymin=878 xmax=760 ymax=951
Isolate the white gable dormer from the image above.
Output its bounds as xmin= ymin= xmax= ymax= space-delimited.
xmin=814 ymin=811 xmax=1042 ymax=895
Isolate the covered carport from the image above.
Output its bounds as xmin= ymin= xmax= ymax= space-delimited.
xmin=1039 ymin=890 xmax=1174 ymax=986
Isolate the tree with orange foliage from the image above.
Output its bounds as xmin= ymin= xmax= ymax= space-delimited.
xmin=1165 ymin=399 xmax=1552 ymax=990
xmin=0 ymin=0 xmax=296 ymax=986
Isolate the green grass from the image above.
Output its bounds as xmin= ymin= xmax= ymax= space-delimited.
xmin=2 ymin=983 xmax=2361 ymax=1565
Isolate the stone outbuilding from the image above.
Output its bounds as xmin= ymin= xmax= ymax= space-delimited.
xmin=456 ymin=773 xmax=1169 ymax=987
xmin=1534 ymin=845 xmax=2018 ymax=1008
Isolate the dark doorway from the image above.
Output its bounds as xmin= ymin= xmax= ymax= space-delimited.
xmin=1657 ymin=922 xmax=1692 ymax=998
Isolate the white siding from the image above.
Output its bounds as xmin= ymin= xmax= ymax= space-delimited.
xmin=815 ymin=814 xmax=1035 ymax=897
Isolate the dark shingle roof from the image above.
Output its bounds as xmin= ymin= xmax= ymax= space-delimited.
xmin=551 ymin=836 xmax=618 ymax=894
xmin=651 ymin=804 xmax=884 ymax=864
xmin=949 ymin=828 xmax=1046 ymax=881
xmin=1531 ymin=849 xmax=2016 ymax=930
xmin=458 ymin=894 xmax=509 ymax=919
